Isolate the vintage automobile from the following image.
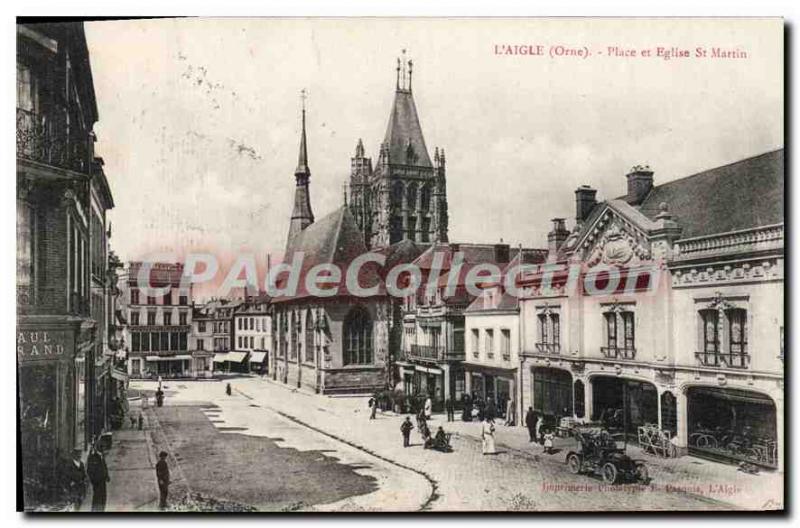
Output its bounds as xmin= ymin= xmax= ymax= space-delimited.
xmin=565 ymin=427 xmax=649 ymax=484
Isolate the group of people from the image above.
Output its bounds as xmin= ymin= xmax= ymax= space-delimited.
xmin=460 ymin=394 xmax=514 ymax=424
xmin=400 ymin=414 xmax=452 ymax=452
xmin=525 ymin=407 xmax=557 ymax=454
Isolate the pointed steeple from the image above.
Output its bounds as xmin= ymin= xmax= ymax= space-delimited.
xmin=286 ymin=89 xmax=315 ymax=250
xmin=383 ymin=52 xmax=432 ymax=168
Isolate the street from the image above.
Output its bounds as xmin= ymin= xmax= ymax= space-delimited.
xmin=92 ymin=375 xmax=782 ymax=512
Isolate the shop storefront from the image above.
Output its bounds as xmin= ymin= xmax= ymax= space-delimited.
xmin=687 ymin=387 xmax=778 ymax=469
xmin=532 ymin=367 xmax=573 ymax=426
xmin=145 ymin=355 xmax=193 ymax=377
xmin=212 ymin=351 xmax=250 ymax=373
xmin=17 ymin=322 xmax=88 ymax=509
xmin=466 ymin=366 xmax=516 ymax=419
xmin=591 ymin=376 xmax=658 ymax=438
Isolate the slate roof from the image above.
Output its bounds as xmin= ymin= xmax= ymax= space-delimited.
xmin=274 ymin=206 xmax=383 ymax=302
xmin=636 ymin=149 xmax=784 ymax=239
xmin=383 ymin=89 xmax=432 ymax=167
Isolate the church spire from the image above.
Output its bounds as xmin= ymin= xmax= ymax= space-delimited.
xmin=286 ymin=89 xmax=314 ymax=250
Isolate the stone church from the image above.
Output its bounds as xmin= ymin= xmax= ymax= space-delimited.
xmin=270 ymin=56 xmax=445 ymax=394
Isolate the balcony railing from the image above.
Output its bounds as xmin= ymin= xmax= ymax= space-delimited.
xmin=17 ymin=107 xmax=92 ymax=174
xmin=695 ymin=350 xmax=750 ymax=369
xmin=407 ymin=344 xmax=464 ymax=362
xmin=600 ymin=346 xmax=636 ymax=360
xmin=535 ymin=342 xmax=561 ymax=355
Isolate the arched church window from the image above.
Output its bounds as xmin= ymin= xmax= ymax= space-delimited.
xmin=304 ymin=309 xmax=315 ymax=363
xmin=343 ymin=306 xmax=373 ymax=365
xmin=406 ymin=183 xmax=418 ymax=210
xmin=391 ymin=182 xmax=404 ymax=208
xmin=420 ymin=185 xmax=431 ymax=211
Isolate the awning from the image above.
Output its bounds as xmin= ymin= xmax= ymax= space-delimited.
xmin=688 ymin=387 xmax=774 ymax=405
xmin=111 ymin=369 xmax=129 ymax=382
xmin=213 ymin=351 xmax=249 ymax=363
xmin=145 ymin=355 xmax=192 ymax=361
xmin=415 ymin=364 xmax=442 ymax=375
xmin=250 ymin=351 xmax=267 ymax=364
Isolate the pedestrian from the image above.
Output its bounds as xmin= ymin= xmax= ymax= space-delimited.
xmin=156 ymin=451 xmax=170 ymax=510
xmin=400 ymin=416 xmax=414 ymax=447
xmin=138 ymin=413 xmax=144 ymax=430
xmin=481 ymin=417 xmax=497 ymax=455
xmin=504 ymin=399 xmax=515 ymax=426
xmin=543 ymin=430 xmax=555 ymax=454
xmin=64 ymin=448 xmax=87 ymax=511
xmin=445 ymin=398 xmax=454 ymax=422
xmin=368 ymin=396 xmax=377 ymax=420
xmin=484 ymin=397 xmax=495 ymax=421
xmin=536 ymin=414 xmax=544 ymax=445
xmin=461 ymin=395 xmax=471 ymax=422
xmin=86 ymin=443 xmax=109 ymax=512
xmin=226 ymin=383 xmax=232 ymax=396
xmin=525 ymin=407 xmax=538 ymax=442
xmin=424 ymin=395 xmax=432 ymax=420
xmin=129 ymin=414 xmax=136 ymax=429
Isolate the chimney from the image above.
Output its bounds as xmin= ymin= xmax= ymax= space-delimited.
xmin=493 ymin=242 xmax=510 ymax=264
xmin=575 ymin=185 xmax=597 ymax=223
xmin=547 ymin=218 xmax=569 ymax=259
xmin=626 ymin=165 xmax=654 ymax=205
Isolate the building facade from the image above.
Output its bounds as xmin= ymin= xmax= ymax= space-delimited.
xmin=16 ymin=22 xmax=117 ymax=509
xmin=232 ymin=296 xmax=272 ymax=373
xmin=517 ymin=150 xmax=784 ymax=472
xmin=122 ymin=262 xmax=205 ymax=378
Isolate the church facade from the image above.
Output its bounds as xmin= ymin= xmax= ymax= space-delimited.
xmin=271 ymin=56 xmax=442 ymax=394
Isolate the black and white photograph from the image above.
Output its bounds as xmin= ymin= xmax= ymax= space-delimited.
xmin=14 ymin=16 xmax=784 ymax=513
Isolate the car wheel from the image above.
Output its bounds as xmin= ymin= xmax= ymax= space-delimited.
xmin=602 ymin=462 xmax=618 ymax=484
xmin=567 ymin=454 xmax=582 ymax=474
xmin=635 ymin=462 xmax=649 ymax=483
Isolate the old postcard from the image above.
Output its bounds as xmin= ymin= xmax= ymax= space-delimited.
xmin=16 ymin=17 xmax=783 ymax=512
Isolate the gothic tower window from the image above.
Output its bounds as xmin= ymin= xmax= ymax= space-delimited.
xmin=343 ymin=306 xmax=373 ymax=365
xmin=406 ymin=183 xmax=417 ymax=210
xmin=420 ymin=185 xmax=431 ymax=211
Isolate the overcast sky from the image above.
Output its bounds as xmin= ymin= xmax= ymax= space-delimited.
xmin=85 ymin=18 xmax=783 ymax=265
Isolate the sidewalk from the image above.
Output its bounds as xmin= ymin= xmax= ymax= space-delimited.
xmin=85 ymin=402 xmax=160 ymax=512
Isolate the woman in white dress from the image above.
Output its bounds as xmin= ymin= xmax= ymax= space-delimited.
xmin=482 ymin=418 xmax=497 ymax=455
xmin=424 ymin=396 xmax=433 ymax=420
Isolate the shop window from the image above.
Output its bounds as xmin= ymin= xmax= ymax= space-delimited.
xmin=574 ymin=380 xmax=585 ymax=418
xmin=532 ymin=367 xmax=573 ymax=420
xmin=343 ymin=306 xmax=373 ymax=365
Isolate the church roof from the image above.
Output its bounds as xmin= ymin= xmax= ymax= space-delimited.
xmin=383 ymin=89 xmax=432 ymax=168
xmin=635 ymin=148 xmax=784 ymax=239
xmin=274 ymin=206 xmax=383 ymax=302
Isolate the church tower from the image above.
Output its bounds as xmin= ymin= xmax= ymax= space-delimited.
xmin=350 ymin=52 xmax=449 ymax=249
xmin=286 ymin=90 xmax=315 ymax=251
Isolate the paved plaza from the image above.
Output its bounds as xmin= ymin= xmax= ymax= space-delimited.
xmin=87 ymin=376 xmax=783 ymax=512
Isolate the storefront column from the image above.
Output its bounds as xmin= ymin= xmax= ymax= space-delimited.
xmin=675 ymin=389 xmax=688 ymax=449
xmin=443 ymin=364 xmax=451 ymax=404
xmin=584 ymin=377 xmax=593 ymax=421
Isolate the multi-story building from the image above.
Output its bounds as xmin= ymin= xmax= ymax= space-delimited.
xmin=463 ymin=248 xmax=547 ymax=419
xmin=518 ymin=150 xmax=784 ymax=472
xmin=232 ymin=295 xmax=272 ymax=373
xmin=16 ymin=21 xmax=116 ymax=509
xmin=398 ymin=242 xmax=530 ymax=409
xmin=192 ymin=298 xmax=242 ymax=371
xmin=122 ymin=262 xmax=201 ymax=378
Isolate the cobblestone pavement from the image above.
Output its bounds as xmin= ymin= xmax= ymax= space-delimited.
xmin=138 ymin=376 xmax=781 ymax=512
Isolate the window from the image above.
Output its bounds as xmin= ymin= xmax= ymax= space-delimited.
xmin=198 ymin=339 xmax=204 ymax=351
xmin=621 ymin=311 xmax=635 ymax=350
xmin=130 ymin=312 xmax=140 ymax=326
xmin=238 ymin=318 xmax=242 ymax=330
xmin=163 ymin=312 xmax=172 ymax=326
xmin=163 ymin=289 xmax=172 ymax=305
xmin=727 ymin=309 xmax=747 ymax=367
xmin=501 ymin=329 xmax=511 ymax=360
xmin=605 ymin=312 xmax=617 ymax=349
xmin=147 ymin=312 xmax=156 ymax=326
xmin=141 ymin=333 xmax=150 ymax=352
xmin=198 ymin=321 xmax=206 ymax=333
xmin=132 ymin=332 xmax=140 ymax=352
xmin=179 ymin=295 xmax=188 ymax=306
xmin=250 ymin=336 xmax=254 ymax=349
xmin=700 ymin=309 xmax=719 ymax=356
xmin=420 ymin=185 xmax=431 ymax=211
xmin=238 ymin=336 xmax=243 ymax=348
xmin=147 ymin=296 xmax=156 ymax=306
xmin=471 ymin=329 xmax=480 ymax=358
xmin=602 ymin=309 xmax=635 ymax=359
xmin=343 ymin=307 xmax=373 ymax=365
xmin=179 ymin=312 xmax=187 ymax=326
xmin=698 ymin=307 xmax=748 ymax=368
xmin=485 ymin=329 xmax=494 ymax=358
xmin=421 ymin=218 xmax=431 ymax=243
xmin=130 ymin=288 xmax=140 ymax=305
xmin=17 ymin=202 xmax=34 ymax=298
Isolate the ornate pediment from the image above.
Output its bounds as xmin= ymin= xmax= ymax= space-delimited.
xmin=577 ymin=208 xmax=651 ymax=267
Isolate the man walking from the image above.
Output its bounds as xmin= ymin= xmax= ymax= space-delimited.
xmin=525 ymin=407 xmax=538 ymax=442
xmin=400 ymin=416 xmax=414 ymax=447
xmin=64 ymin=448 xmax=87 ymax=511
xmin=368 ymin=396 xmax=377 ymax=420
xmin=156 ymin=451 xmax=170 ymax=510
xmin=445 ymin=398 xmax=454 ymax=422
xmin=86 ymin=443 xmax=109 ymax=512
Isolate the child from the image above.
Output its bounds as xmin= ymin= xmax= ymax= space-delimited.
xmin=543 ymin=430 xmax=555 ymax=454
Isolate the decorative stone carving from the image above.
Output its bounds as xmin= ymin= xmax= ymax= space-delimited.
xmin=584 ymin=214 xmax=650 ymax=268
